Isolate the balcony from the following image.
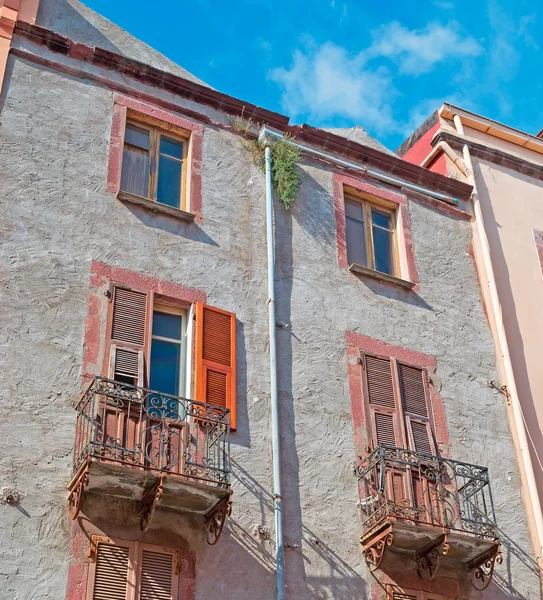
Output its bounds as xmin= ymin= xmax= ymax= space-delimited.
xmin=68 ymin=377 xmax=231 ymax=544
xmin=356 ymin=445 xmax=501 ymax=590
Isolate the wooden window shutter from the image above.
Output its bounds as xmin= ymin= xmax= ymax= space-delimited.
xmin=362 ymin=354 xmax=401 ymax=449
xmin=137 ymin=547 xmax=177 ymax=600
xmin=194 ymin=303 xmax=237 ymax=430
xmin=398 ymin=363 xmax=436 ymax=455
xmin=90 ymin=542 xmax=130 ymax=600
xmin=106 ymin=286 xmax=151 ymax=386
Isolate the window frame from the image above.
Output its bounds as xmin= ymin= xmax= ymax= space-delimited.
xmin=121 ymin=118 xmax=190 ymax=212
xmin=344 ymin=191 xmax=399 ymax=277
xmin=387 ymin=585 xmax=453 ymax=600
xmin=360 ymin=351 xmax=437 ymax=455
xmin=85 ymin=537 xmax=179 ymax=600
xmin=150 ymin=303 xmax=189 ymax=398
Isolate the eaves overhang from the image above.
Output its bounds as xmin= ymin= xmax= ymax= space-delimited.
xmin=13 ymin=21 xmax=472 ymax=203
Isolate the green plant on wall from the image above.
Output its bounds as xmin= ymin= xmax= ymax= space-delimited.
xmin=234 ymin=114 xmax=300 ymax=209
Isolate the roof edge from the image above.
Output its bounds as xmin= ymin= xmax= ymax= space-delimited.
xmin=13 ymin=21 xmax=472 ymax=201
xmin=395 ymin=111 xmax=439 ymax=157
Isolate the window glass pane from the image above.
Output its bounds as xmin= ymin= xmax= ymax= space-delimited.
xmin=152 ymin=311 xmax=182 ymax=340
xmin=160 ymin=136 xmax=184 ymax=159
xmin=373 ymin=226 xmax=394 ymax=275
xmin=120 ymin=147 xmax=149 ymax=197
xmin=345 ymin=199 xmax=364 ymax=220
xmin=346 ymin=216 xmax=367 ymax=266
xmin=157 ymin=155 xmax=182 ymax=208
xmin=372 ymin=209 xmax=392 ymax=230
xmin=150 ymin=339 xmax=181 ymax=396
xmin=125 ymin=124 xmax=149 ymax=150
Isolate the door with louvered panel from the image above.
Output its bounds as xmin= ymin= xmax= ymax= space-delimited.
xmin=361 ymin=355 xmax=411 ymax=514
xmin=137 ymin=545 xmax=178 ymax=600
xmin=195 ymin=302 xmax=237 ymax=430
xmin=88 ymin=542 xmax=132 ymax=600
xmin=87 ymin=540 xmax=178 ymax=600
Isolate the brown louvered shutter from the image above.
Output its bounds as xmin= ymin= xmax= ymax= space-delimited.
xmin=195 ymin=303 xmax=237 ymax=429
xmin=138 ymin=548 xmax=177 ymax=600
xmin=91 ymin=542 xmax=130 ymax=600
xmin=363 ymin=355 xmax=401 ymax=449
xmin=398 ymin=363 xmax=436 ymax=455
xmin=106 ymin=286 xmax=150 ymax=386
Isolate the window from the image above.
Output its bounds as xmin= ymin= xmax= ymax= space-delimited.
xmin=361 ymin=353 xmax=436 ymax=454
xmin=105 ymin=284 xmax=237 ymax=428
xmin=86 ymin=539 xmax=178 ymax=600
xmin=120 ymin=121 xmax=188 ymax=210
xmin=345 ymin=195 xmax=397 ymax=276
xmin=387 ymin=587 xmax=451 ymax=600
xmin=150 ymin=306 xmax=187 ymax=397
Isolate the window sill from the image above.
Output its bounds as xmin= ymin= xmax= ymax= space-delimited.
xmin=348 ymin=263 xmax=415 ymax=290
xmin=117 ymin=190 xmax=196 ymax=222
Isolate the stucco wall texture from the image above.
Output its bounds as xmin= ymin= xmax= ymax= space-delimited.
xmin=0 ymin=26 xmax=539 ymax=600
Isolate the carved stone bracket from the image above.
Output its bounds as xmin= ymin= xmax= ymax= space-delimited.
xmin=416 ymin=533 xmax=450 ymax=581
xmin=140 ymin=474 xmax=165 ymax=532
xmin=68 ymin=466 xmax=89 ymax=520
xmin=205 ymin=490 xmax=232 ymax=546
xmin=467 ymin=543 xmax=502 ymax=591
xmin=362 ymin=524 xmax=394 ymax=572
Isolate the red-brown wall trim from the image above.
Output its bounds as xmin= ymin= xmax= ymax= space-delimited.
xmin=333 ymin=173 xmax=420 ymax=290
xmin=106 ymin=95 xmax=204 ymax=220
xmin=345 ymin=331 xmax=451 ymax=458
xmin=82 ymin=260 xmax=206 ymax=382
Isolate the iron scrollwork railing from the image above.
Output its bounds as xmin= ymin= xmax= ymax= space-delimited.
xmin=355 ymin=445 xmax=497 ymax=539
xmin=73 ymin=377 xmax=230 ymax=487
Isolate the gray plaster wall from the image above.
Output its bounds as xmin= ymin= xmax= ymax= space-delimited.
xmin=0 ymin=34 xmax=539 ymax=600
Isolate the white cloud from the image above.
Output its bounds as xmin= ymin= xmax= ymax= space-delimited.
xmin=368 ymin=22 xmax=482 ymax=75
xmin=269 ymin=42 xmax=397 ymax=133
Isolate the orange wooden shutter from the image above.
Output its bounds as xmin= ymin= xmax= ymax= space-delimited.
xmin=91 ymin=542 xmax=130 ymax=600
xmin=362 ymin=354 xmax=401 ymax=448
xmin=195 ymin=303 xmax=237 ymax=430
xmin=138 ymin=547 xmax=177 ymax=600
xmin=398 ymin=363 xmax=436 ymax=455
xmin=106 ymin=286 xmax=151 ymax=386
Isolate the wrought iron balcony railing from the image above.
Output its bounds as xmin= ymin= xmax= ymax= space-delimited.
xmin=356 ymin=444 xmax=497 ymax=540
xmin=72 ymin=377 xmax=230 ymax=488
xmin=355 ymin=445 xmax=501 ymax=589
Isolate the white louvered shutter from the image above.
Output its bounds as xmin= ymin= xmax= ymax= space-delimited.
xmin=398 ymin=363 xmax=436 ymax=455
xmin=138 ymin=548 xmax=175 ymax=600
xmin=92 ymin=542 xmax=130 ymax=600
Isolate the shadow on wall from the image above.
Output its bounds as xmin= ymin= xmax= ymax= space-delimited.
xmin=489 ymin=526 xmax=542 ymax=599
xmin=122 ymin=203 xmax=219 ymax=247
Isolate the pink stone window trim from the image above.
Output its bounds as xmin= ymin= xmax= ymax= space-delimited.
xmin=82 ymin=260 xmax=206 ymax=382
xmin=345 ymin=331 xmax=451 ymax=458
xmin=333 ymin=172 xmax=419 ymax=290
xmin=106 ymin=95 xmax=204 ymax=221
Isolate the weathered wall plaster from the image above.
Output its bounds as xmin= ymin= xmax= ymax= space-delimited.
xmin=0 ymin=19 xmax=539 ymax=600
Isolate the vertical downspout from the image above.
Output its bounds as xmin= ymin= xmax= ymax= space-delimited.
xmin=454 ymin=115 xmax=543 ymax=563
xmin=264 ymin=144 xmax=285 ymax=599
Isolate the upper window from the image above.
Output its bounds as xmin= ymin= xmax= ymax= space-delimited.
xmin=120 ymin=121 xmax=188 ymax=211
xmin=86 ymin=538 xmax=178 ymax=600
xmin=345 ymin=196 xmax=397 ymax=276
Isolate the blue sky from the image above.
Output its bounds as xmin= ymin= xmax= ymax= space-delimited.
xmin=85 ymin=0 xmax=542 ymax=151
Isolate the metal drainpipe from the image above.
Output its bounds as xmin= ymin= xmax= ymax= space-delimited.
xmin=263 ymin=143 xmax=285 ymax=599
xmin=453 ymin=114 xmax=543 ymax=564
xmin=259 ymin=126 xmax=461 ymax=206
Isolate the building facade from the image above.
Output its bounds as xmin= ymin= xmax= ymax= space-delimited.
xmin=400 ymin=104 xmax=543 ymax=574
xmin=0 ymin=1 xmax=540 ymax=599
